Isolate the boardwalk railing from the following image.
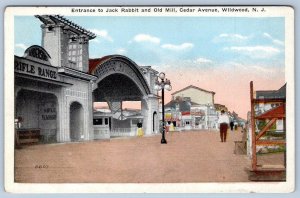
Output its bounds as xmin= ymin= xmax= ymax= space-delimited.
xmin=110 ymin=127 xmax=137 ymax=137
xmin=94 ymin=126 xmax=110 ymax=139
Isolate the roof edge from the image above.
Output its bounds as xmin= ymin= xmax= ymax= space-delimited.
xmin=171 ymin=85 xmax=215 ymax=95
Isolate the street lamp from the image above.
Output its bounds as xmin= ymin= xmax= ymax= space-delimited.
xmin=155 ymin=72 xmax=172 ymax=144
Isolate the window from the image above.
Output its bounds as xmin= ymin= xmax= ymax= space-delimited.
xmin=68 ymin=40 xmax=83 ymax=70
xmin=132 ymin=119 xmax=139 ymax=125
xmin=105 ymin=118 xmax=109 ymax=125
xmin=93 ymin=118 xmax=103 ymax=125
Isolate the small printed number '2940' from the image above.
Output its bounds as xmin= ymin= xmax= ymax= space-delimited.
xmin=35 ymin=165 xmax=48 ymax=169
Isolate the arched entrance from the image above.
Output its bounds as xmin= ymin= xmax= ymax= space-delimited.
xmin=70 ymin=102 xmax=84 ymax=141
xmin=90 ymin=55 xmax=151 ymax=96
xmin=15 ymin=89 xmax=58 ymax=143
xmin=90 ymin=55 xmax=158 ymax=137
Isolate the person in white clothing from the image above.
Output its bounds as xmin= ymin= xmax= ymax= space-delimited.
xmin=217 ymin=110 xmax=230 ymax=142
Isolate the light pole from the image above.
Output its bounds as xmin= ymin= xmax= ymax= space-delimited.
xmin=155 ymin=72 xmax=172 ymax=144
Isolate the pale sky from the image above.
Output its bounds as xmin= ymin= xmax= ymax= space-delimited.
xmin=14 ymin=16 xmax=285 ymax=118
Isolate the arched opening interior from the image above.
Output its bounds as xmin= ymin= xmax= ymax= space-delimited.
xmin=93 ymin=73 xmax=145 ymax=137
xmin=70 ymin=102 xmax=84 ymax=141
xmin=15 ymin=89 xmax=58 ymax=143
xmin=93 ymin=73 xmax=143 ymax=102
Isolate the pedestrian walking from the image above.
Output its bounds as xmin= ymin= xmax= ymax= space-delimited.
xmin=230 ymin=121 xmax=234 ymax=132
xmin=218 ymin=110 xmax=230 ymax=142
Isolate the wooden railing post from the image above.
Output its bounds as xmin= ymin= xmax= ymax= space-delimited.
xmin=250 ymin=81 xmax=257 ymax=170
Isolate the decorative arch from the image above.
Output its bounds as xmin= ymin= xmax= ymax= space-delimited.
xmin=89 ymin=55 xmax=151 ymax=96
xmin=24 ymin=45 xmax=52 ymax=64
xmin=69 ymin=101 xmax=84 ymax=141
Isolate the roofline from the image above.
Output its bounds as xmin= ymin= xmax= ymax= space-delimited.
xmin=35 ymin=15 xmax=96 ymax=39
xmin=256 ymin=90 xmax=278 ymax=93
xmin=256 ymin=83 xmax=286 ymax=93
xmin=171 ymin=85 xmax=215 ymax=95
xmin=89 ymin=54 xmax=151 ymax=95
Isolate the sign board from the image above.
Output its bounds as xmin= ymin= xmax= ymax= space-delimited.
xmin=14 ymin=57 xmax=59 ymax=81
xmin=191 ymin=109 xmax=205 ymax=116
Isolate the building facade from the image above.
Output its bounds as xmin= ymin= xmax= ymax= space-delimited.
xmin=171 ymin=85 xmax=215 ymax=105
xmin=164 ymin=85 xmax=218 ymax=131
xmin=14 ymin=15 xmax=159 ymax=144
xmin=255 ymin=84 xmax=286 ymax=132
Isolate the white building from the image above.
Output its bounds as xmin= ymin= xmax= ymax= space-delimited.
xmin=93 ymin=108 xmax=144 ymax=139
xmin=171 ymin=85 xmax=215 ymax=105
xmin=190 ymin=104 xmax=218 ymax=130
xmin=15 ymin=15 xmax=97 ymax=143
xmin=164 ymin=85 xmax=218 ymax=131
xmin=14 ymin=15 xmax=160 ymax=145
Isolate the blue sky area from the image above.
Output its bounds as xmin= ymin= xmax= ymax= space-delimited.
xmin=15 ymin=16 xmax=285 ymax=71
xmin=14 ymin=16 xmax=285 ymax=117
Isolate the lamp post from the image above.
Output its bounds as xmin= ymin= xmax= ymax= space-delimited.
xmin=155 ymin=72 xmax=172 ymax=144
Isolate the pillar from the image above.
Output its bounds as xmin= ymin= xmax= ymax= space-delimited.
xmin=142 ymin=95 xmax=159 ymax=136
xmin=57 ymin=88 xmax=70 ymax=142
xmin=87 ymin=81 xmax=94 ymax=140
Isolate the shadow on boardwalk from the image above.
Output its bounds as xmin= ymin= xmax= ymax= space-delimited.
xmin=15 ymin=129 xmax=251 ymax=183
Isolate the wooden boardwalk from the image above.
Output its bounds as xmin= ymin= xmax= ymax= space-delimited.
xmin=15 ymin=129 xmax=252 ymax=183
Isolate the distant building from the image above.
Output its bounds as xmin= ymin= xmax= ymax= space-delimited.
xmin=191 ymin=103 xmax=218 ymax=130
xmin=255 ymin=84 xmax=286 ymax=132
xmin=171 ymin=85 xmax=215 ymax=105
xmin=256 ymin=84 xmax=286 ymax=113
xmin=165 ymin=85 xmax=218 ymax=131
xmin=93 ymin=108 xmax=144 ymax=139
xmin=214 ymin=103 xmax=228 ymax=113
xmin=227 ymin=111 xmax=246 ymax=128
xmin=164 ymin=97 xmax=201 ymax=130
xmin=215 ymin=104 xmax=246 ymax=127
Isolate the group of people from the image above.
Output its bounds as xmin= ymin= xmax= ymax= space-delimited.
xmin=137 ymin=120 xmax=176 ymax=137
xmin=137 ymin=110 xmax=237 ymax=142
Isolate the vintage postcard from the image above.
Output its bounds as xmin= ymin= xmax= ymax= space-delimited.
xmin=4 ymin=6 xmax=294 ymax=193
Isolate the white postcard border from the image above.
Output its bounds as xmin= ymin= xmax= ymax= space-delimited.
xmin=4 ymin=6 xmax=295 ymax=193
